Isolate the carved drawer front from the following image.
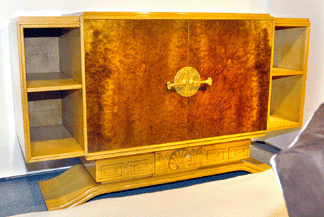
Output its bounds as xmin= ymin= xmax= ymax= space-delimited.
xmin=155 ymin=139 xmax=250 ymax=175
xmin=229 ymin=145 xmax=250 ymax=161
xmin=201 ymin=146 xmax=228 ymax=167
xmin=201 ymin=140 xmax=250 ymax=166
xmin=95 ymin=154 xmax=154 ymax=183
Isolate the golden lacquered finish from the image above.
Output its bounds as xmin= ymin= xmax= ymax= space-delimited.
xmin=166 ymin=66 xmax=212 ymax=97
xmin=39 ymin=158 xmax=271 ymax=211
xmin=12 ymin=13 xmax=309 ymax=212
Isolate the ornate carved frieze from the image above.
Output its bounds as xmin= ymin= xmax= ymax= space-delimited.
xmin=84 ymin=140 xmax=250 ymax=182
xmin=155 ymin=140 xmax=250 ymax=175
xmin=97 ymin=154 xmax=154 ymax=183
xmin=156 ymin=147 xmax=202 ymax=174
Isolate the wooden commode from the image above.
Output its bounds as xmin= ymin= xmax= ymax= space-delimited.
xmin=9 ymin=12 xmax=310 ymax=210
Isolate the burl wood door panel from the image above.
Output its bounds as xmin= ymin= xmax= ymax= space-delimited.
xmin=188 ymin=20 xmax=272 ymax=140
xmin=84 ymin=19 xmax=189 ymax=153
xmin=84 ymin=18 xmax=273 ymax=154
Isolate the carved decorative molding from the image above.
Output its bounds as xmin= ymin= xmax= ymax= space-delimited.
xmin=156 ymin=140 xmax=250 ymax=175
xmin=97 ymin=154 xmax=154 ymax=182
xmin=168 ymin=149 xmax=194 ymax=171
xmin=85 ymin=140 xmax=250 ymax=182
xmin=156 ymin=147 xmax=202 ymax=174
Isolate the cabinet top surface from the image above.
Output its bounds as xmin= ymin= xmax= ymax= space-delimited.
xmin=16 ymin=13 xmax=311 ymax=25
xmin=18 ymin=16 xmax=80 ymax=23
xmin=274 ymin=18 xmax=310 ymax=27
xmin=17 ymin=12 xmax=275 ymax=22
xmin=80 ymin=12 xmax=273 ymax=20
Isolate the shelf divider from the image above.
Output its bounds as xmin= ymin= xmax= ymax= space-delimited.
xmin=27 ymin=72 xmax=82 ymax=92
xmin=268 ymin=115 xmax=302 ymax=131
xmin=30 ymin=125 xmax=84 ymax=162
xmin=272 ymin=67 xmax=303 ymax=77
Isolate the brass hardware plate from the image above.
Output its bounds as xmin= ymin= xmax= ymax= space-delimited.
xmin=167 ymin=66 xmax=212 ymax=97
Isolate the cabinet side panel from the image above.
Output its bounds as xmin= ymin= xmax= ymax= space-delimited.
xmin=188 ymin=20 xmax=273 ymax=139
xmin=60 ymin=28 xmax=84 ymax=149
xmin=9 ymin=22 xmax=27 ymax=159
xmin=59 ymin=28 xmax=82 ymax=83
xmin=62 ymin=90 xmax=84 ymax=150
xmin=84 ymin=19 xmax=189 ymax=153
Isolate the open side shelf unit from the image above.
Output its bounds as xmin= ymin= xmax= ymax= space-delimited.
xmin=268 ymin=18 xmax=310 ymax=131
xmin=17 ymin=17 xmax=85 ymax=162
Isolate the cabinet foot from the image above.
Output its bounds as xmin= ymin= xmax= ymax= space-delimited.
xmin=39 ymin=158 xmax=271 ymax=211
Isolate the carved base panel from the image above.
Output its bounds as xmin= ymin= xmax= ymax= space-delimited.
xmin=155 ymin=139 xmax=250 ymax=175
xmin=38 ymin=139 xmax=268 ymax=210
xmin=81 ymin=154 xmax=155 ymax=183
xmin=39 ymin=158 xmax=271 ymax=211
xmin=82 ymin=139 xmax=250 ymax=183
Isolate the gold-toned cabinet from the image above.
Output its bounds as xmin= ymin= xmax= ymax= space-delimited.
xmin=9 ymin=13 xmax=310 ymax=211
xmin=268 ymin=18 xmax=310 ymax=131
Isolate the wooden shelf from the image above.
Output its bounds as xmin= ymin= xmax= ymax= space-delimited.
xmin=27 ymin=73 xmax=82 ymax=92
xmin=30 ymin=125 xmax=84 ymax=162
xmin=268 ymin=115 xmax=301 ymax=131
xmin=272 ymin=67 xmax=303 ymax=77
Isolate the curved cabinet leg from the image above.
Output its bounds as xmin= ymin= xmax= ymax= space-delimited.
xmin=39 ymin=158 xmax=271 ymax=211
xmin=39 ymin=164 xmax=98 ymax=210
xmin=240 ymin=158 xmax=272 ymax=173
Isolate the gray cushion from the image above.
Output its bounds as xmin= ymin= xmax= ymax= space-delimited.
xmin=272 ymin=103 xmax=324 ymax=216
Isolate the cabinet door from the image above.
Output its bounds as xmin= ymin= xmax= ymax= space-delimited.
xmin=187 ymin=20 xmax=273 ymax=140
xmin=84 ymin=19 xmax=189 ymax=153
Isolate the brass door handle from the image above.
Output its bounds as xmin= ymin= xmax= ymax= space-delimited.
xmin=166 ymin=66 xmax=212 ymax=97
xmin=189 ymin=77 xmax=212 ymax=86
xmin=166 ymin=79 xmax=187 ymax=90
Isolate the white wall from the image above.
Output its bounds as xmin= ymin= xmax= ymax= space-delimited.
xmin=0 ymin=24 xmax=14 ymax=144
xmin=0 ymin=0 xmax=268 ymax=28
xmin=0 ymin=26 xmax=26 ymax=178
xmin=263 ymin=0 xmax=324 ymax=149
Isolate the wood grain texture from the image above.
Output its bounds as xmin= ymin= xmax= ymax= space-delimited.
xmin=84 ymin=19 xmax=189 ymax=153
xmin=187 ymin=20 xmax=273 ymax=140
